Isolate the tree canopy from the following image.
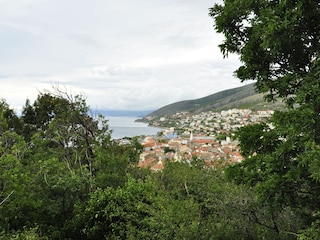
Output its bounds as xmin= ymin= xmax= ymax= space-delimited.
xmin=210 ymin=0 xmax=320 ymax=104
xmin=0 ymin=87 xmax=307 ymax=239
xmin=210 ymin=1 xmax=320 ymax=238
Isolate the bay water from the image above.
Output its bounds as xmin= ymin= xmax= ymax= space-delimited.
xmin=107 ymin=116 xmax=162 ymax=139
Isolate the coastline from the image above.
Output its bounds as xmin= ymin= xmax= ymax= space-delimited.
xmin=107 ymin=116 xmax=162 ymax=139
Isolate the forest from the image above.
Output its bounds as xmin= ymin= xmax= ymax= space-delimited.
xmin=1 ymin=0 xmax=320 ymax=239
xmin=0 ymin=88 xmax=315 ymax=240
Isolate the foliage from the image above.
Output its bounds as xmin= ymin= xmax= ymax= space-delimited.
xmin=160 ymin=161 xmax=303 ymax=239
xmin=0 ymin=84 xmax=315 ymax=239
xmin=0 ymin=88 xmax=145 ymax=238
xmin=93 ymin=139 xmax=142 ymax=189
xmin=0 ymin=104 xmax=32 ymax=231
xmin=0 ymin=226 xmax=48 ymax=240
xmin=298 ymin=211 xmax=320 ymax=239
xmin=163 ymin=146 xmax=175 ymax=153
xmin=211 ymin=1 xmax=320 ymax=238
xmin=210 ymin=0 xmax=320 ymax=104
xmin=0 ymin=100 xmax=23 ymax=133
xmin=72 ymin=176 xmax=200 ymax=239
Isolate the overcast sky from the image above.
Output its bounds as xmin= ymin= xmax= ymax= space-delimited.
xmin=0 ymin=0 xmax=245 ymax=112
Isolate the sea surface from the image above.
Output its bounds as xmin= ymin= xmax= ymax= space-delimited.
xmin=107 ymin=116 xmax=162 ymax=139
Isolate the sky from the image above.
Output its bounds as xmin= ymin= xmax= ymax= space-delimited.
xmin=0 ymin=0 xmax=245 ymax=112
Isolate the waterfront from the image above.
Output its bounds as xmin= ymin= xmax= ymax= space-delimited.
xmin=107 ymin=116 xmax=162 ymax=139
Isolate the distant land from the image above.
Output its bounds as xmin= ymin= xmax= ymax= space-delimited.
xmin=98 ymin=82 xmax=285 ymax=118
xmin=98 ymin=109 xmax=153 ymax=117
xmin=145 ymin=82 xmax=285 ymax=117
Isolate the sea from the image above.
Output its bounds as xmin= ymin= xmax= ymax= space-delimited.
xmin=107 ymin=116 xmax=162 ymax=139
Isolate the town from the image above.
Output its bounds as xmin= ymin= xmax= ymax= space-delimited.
xmin=130 ymin=109 xmax=275 ymax=171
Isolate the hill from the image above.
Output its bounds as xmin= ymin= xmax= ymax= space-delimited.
xmin=147 ymin=83 xmax=285 ymax=117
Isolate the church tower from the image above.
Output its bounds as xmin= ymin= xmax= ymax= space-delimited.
xmin=189 ymin=131 xmax=194 ymax=150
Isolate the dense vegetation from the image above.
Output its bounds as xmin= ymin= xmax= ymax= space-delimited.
xmin=0 ymin=88 xmax=310 ymax=239
xmin=210 ymin=0 xmax=320 ymax=239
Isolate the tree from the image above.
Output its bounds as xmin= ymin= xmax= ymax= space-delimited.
xmin=22 ymin=88 xmax=112 ymax=182
xmin=210 ymin=1 xmax=320 ymax=98
xmin=0 ymin=100 xmax=22 ymax=134
xmin=210 ymin=0 xmax=320 ymax=237
xmin=210 ymin=0 xmax=320 ymax=141
xmin=72 ymin=176 xmax=200 ymax=239
xmin=159 ymin=160 xmax=301 ymax=239
xmin=0 ymin=89 xmax=149 ymax=238
xmin=93 ymin=137 xmax=143 ymax=189
xmin=0 ymin=102 xmax=34 ymax=232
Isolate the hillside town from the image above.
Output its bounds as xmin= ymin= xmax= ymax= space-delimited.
xmin=134 ymin=109 xmax=275 ymax=171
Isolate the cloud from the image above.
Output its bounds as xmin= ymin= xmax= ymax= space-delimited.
xmin=91 ymin=65 xmax=150 ymax=77
xmin=0 ymin=0 xmax=243 ymax=113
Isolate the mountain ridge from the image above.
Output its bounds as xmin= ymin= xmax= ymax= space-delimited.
xmin=147 ymin=83 xmax=285 ymax=117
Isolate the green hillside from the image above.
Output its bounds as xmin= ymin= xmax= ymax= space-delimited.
xmin=147 ymin=83 xmax=285 ymax=117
